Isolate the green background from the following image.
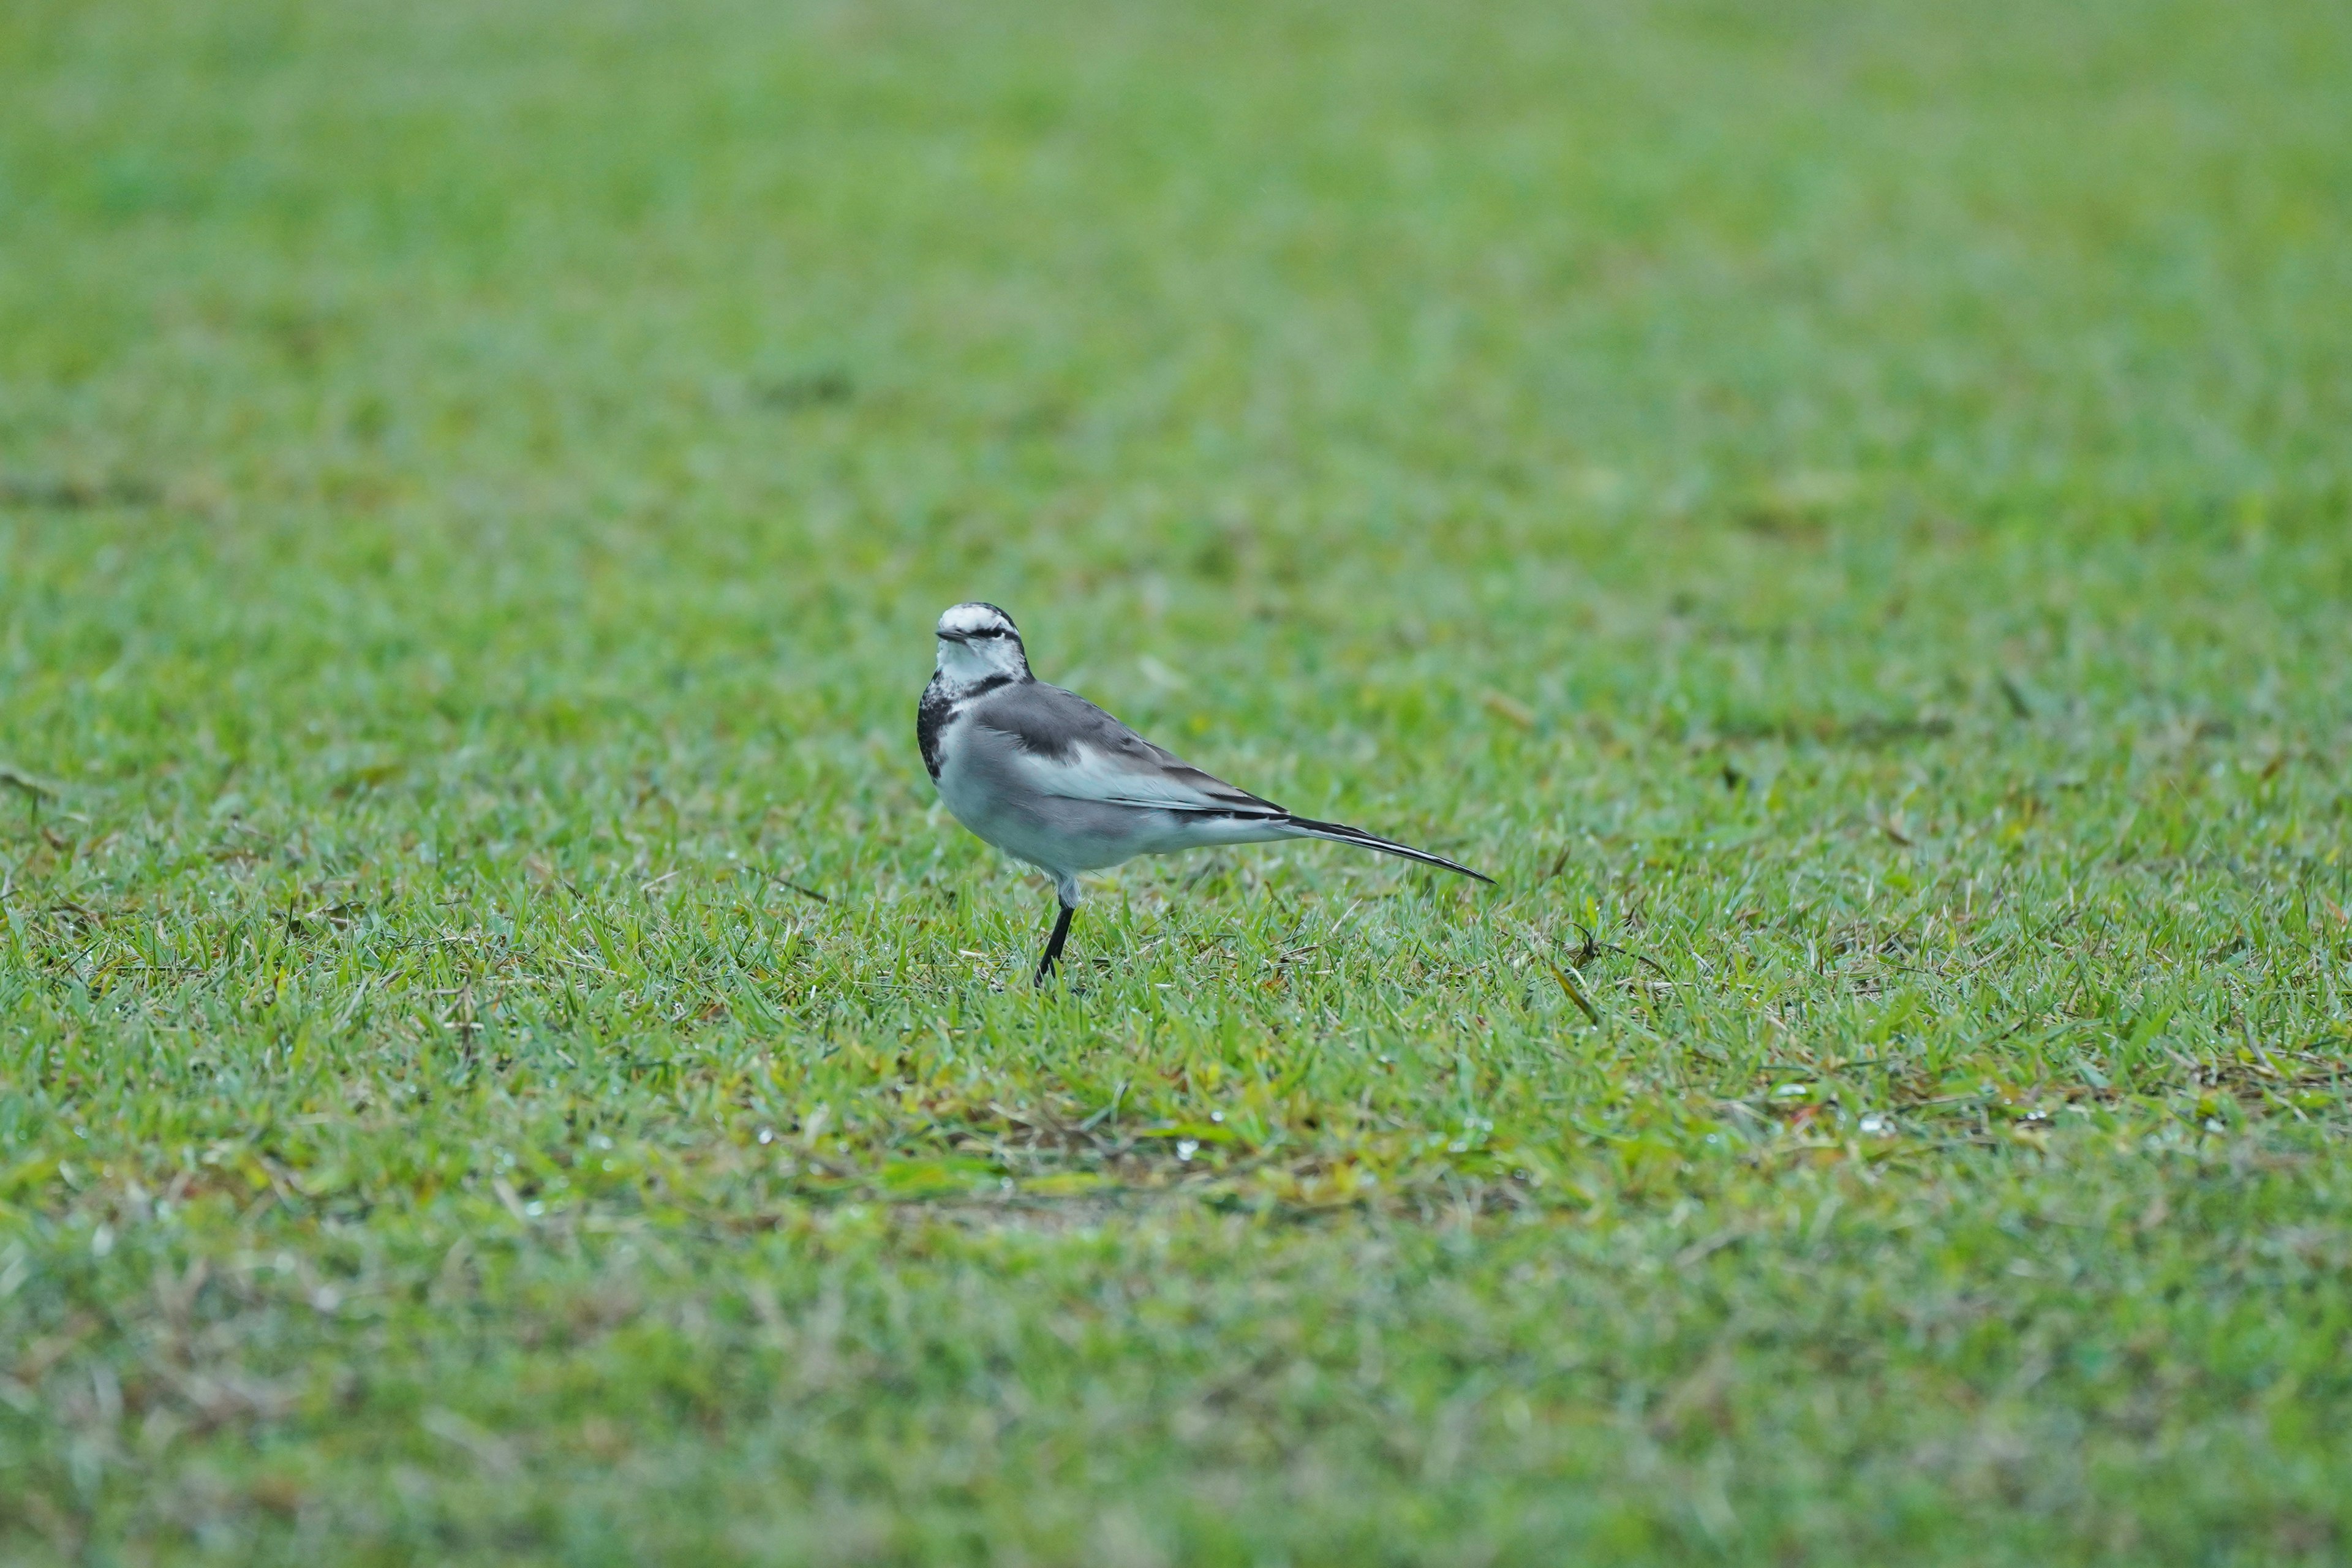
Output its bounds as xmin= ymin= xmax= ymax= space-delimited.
xmin=2 ymin=0 xmax=2348 ymax=1561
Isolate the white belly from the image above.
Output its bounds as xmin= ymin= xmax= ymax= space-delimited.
xmin=935 ymin=752 xmax=1144 ymax=873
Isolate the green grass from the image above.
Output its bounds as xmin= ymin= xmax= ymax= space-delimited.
xmin=4 ymin=0 xmax=2351 ymax=1561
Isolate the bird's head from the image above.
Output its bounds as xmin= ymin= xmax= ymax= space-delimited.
xmin=933 ymin=601 xmax=1030 ymax=684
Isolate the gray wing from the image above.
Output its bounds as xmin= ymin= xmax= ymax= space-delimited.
xmin=968 ymin=680 xmax=1288 ymax=818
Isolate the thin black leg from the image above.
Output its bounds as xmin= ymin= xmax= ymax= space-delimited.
xmin=1035 ymin=902 xmax=1076 ymax=986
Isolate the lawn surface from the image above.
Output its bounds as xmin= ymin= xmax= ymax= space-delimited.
xmin=4 ymin=0 xmax=2351 ymax=1562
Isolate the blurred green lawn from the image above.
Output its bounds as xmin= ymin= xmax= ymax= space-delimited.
xmin=3 ymin=0 xmax=2350 ymax=1562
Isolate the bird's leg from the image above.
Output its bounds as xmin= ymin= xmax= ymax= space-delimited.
xmin=1034 ymin=902 xmax=1076 ymax=985
xmin=1035 ymin=875 xmax=1081 ymax=986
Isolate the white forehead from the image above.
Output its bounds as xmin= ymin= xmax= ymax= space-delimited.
xmin=937 ymin=601 xmax=1017 ymax=636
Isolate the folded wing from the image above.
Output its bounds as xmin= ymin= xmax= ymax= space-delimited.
xmin=972 ymin=680 xmax=1287 ymax=818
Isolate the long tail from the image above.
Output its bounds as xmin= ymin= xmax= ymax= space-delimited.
xmin=1279 ymin=816 xmax=1494 ymax=884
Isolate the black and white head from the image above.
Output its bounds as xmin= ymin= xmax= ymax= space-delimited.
xmin=933 ymin=601 xmax=1030 ymax=685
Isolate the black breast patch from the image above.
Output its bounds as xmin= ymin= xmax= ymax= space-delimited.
xmin=916 ymin=684 xmax=953 ymax=782
xmin=917 ymin=675 xmax=1010 ymax=782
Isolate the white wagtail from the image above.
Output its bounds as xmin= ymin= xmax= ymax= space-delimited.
xmin=919 ymin=601 xmax=1493 ymax=983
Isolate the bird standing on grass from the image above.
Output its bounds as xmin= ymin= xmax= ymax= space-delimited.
xmin=918 ymin=601 xmax=1492 ymax=984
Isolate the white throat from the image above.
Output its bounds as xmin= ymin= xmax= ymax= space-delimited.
xmin=934 ymin=636 xmax=1028 ymax=689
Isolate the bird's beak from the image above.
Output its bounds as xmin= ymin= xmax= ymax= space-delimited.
xmin=936 ymin=630 xmax=970 ymax=645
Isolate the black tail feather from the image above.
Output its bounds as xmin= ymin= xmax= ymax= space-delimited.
xmin=1281 ymin=816 xmax=1494 ymax=884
